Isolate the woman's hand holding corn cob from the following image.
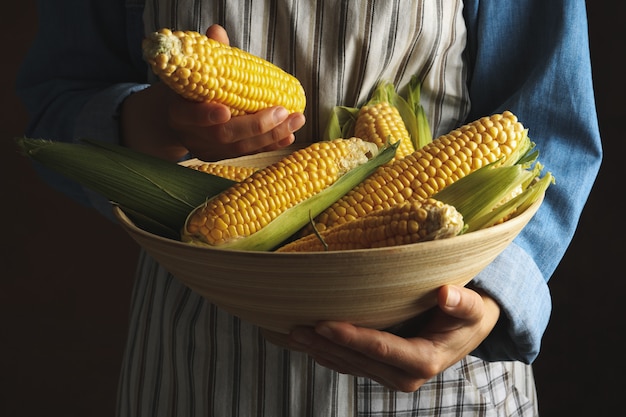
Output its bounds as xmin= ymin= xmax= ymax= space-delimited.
xmin=287 ymin=285 xmax=500 ymax=393
xmin=121 ymin=24 xmax=306 ymax=162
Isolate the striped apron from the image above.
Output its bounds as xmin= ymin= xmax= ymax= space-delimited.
xmin=116 ymin=1 xmax=539 ymax=415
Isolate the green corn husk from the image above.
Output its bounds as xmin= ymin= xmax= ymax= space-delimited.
xmin=323 ymin=105 xmax=359 ymax=142
xmin=187 ymin=141 xmax=400 ymax=251
xmin=401 ymin=75 xmax=432 ymax=149
xmin=467 ymin=170 xmax=554 ymax=232
xmin=323 ymin=77 xmax=432 ymax=150
xmin=433 ymin=148 xmax=555 ymax=234
xmin=16 ymin=137 xmax=236 ymax=238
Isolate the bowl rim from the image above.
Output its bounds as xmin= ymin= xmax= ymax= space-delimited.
xmin=113 ymin=192 xmax=543 ymax=257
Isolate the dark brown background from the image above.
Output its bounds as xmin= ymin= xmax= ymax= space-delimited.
xmin=2 ymin=2 xmax=624 ymax=416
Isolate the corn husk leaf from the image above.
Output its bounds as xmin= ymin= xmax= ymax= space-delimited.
xmin=433 ymin=145 xmax=553 ymax=233
xmin=399 ymin=75 xmax=432 ymax=149
xmin=323 ymin=105 xmax=359 ymax=141
xmin=322 ymin=77 xmax=432 ymax=150
xmin=193 ymin=141 xmax=399 ymax=251
xmin=468 ymin=170 xmax=554 ymax=232
xmin=16 ymin=137 xmax=236 ymax=237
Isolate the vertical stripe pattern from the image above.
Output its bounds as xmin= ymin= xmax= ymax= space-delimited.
xmin=117 ymin=252 xmax=538 ymax=417
xmin=118 ymin=1 xmax=540 ymax=415
xmin=143 ymin=0 xmax=471 ymax=140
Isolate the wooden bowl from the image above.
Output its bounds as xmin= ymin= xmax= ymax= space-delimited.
xmin=113 ymin=148 xmax=543 ymax=341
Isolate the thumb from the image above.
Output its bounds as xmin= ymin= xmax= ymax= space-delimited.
xmin=437 ymin=285 xmax=484 ymax=322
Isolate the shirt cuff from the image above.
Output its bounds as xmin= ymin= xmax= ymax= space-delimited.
xmin=470 ymin=242 xmax=551 ymax=363
xmin=73 ymin=83 xmax=150 ymax=221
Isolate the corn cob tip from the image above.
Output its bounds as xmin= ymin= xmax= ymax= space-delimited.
xmin=142 ymin=28 xmax=180 ymax=63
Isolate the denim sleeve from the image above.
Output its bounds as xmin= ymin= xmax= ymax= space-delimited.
xmin=15 ymin=0 xmax=148 ymax=219
xmin=463 ymin=0 xmax=603 ymax=362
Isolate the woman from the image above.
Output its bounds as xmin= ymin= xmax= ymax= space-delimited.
xmin=17 ymin=0 xmax=601 ymax=415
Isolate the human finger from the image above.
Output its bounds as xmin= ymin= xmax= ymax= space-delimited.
xmin=209 ymin=107 xmax=304 ymax=147
xmin=421 ymin=285 xmax=499 ymax=345
xmin=184 ymin=112 xmax=304 ymax=161
xmin=167 ymin=97 xmax=232 ymax=127
xmin=433 ymin=285 xmax=485 ymax=328
xmin=205 ymin=24 xmax=229 ymax=44
xmin=289 ymin=324 xmax=433 ymax=392
xmin=293 ymin=288 xmax=490 ymax=378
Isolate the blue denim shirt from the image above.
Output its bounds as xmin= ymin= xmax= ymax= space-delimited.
xmin=16 ymin=0 xmax=602 ymax=364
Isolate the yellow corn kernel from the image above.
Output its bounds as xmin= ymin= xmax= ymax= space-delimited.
xmin=142 ymin=28 xmax=306 ymax=116
xmin=353 ymin=82 xmax=415 ymax=161
xmin=354 ymin=102 xmax=415 ymax=160
xmin=309 ymin=112 xmax=528 ymax=232
xmin=187 ymin=162 xmax=257 ymax=181
xmin=277 ymin=198 xmax=463 ymax=252
xmin=183 ymin=138 xmax=377 ymax=246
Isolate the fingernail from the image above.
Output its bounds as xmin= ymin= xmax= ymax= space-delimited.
xmin=315 ymin=324 xmax=333 ymax=339
xmin=273 ymin=107 xmax=289 ymax=124
xmin=278 ymin=135 xmax=295 ymax=147
xmin=445 ymin=286 xmax=461 ymax=307
xmin=209 ymin=107 xmax=230 ymax=124
xmin=288 ymin=113 xmax=305 ymax=132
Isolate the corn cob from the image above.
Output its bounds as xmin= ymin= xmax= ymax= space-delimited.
xmin=182 ymin=138 xmax=380 ymax=247
xmin=308 ymin=111 xmax=531 ymax=232
xmin=142 ymin=28 xmax=306 ymax=115
xmin=187 ymin=162 xmax=258 ymax=181
xmin=276 ymin=198 xmax=463 ymax=252
xmin=353 ymin=81 xmax=416 ymax=160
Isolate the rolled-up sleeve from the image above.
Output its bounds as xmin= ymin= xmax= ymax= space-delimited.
xmin=464 ymin=0 xmax=602 ymax=362
xmin=16 ymin=0 xmax=149 ymax=218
